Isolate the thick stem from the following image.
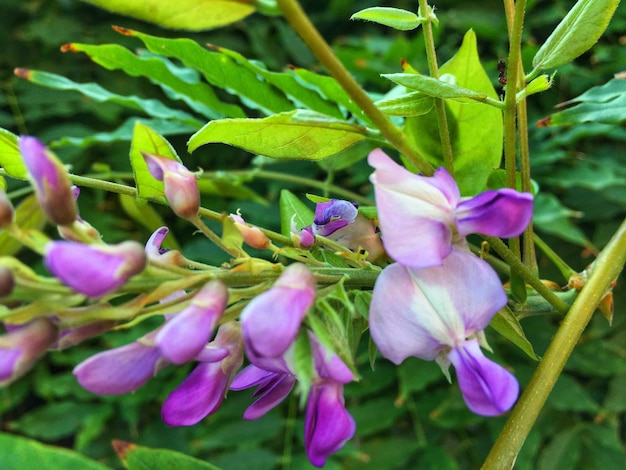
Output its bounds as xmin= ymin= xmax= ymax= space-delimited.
xmin=276 ymin=0 xmax=434 ymax=175
xmin=482 ymin=218 xmax=626 ymax=469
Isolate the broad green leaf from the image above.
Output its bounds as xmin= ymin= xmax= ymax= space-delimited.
xmin=0 ymin=195 xmax=46 ymax=256
xmin=51 ymin=118 xmax=197 ymax=148
xmin=537 ymin=77 xmax=626 ymax=127
xmin=404 ymin=30 xmax=503 ymax=195
xmin=382 ymin=72 xmax=491 ymax=103
xmin=62 ymin=42 xmax=244 ymax=119
xmin=603 ymin=373 xmax=626 ymax=413
xmin=489 ymin=307 xmax=538 ymax=360
xmin=537 ymin=428 xmax=582 ymax=470
xmin=82 ymin=0 xmax=255 ymax=31
xmin=0 ymin=432 xmax=110 ymax=470
xmin=375 ymin=91 xmax=434 ymax=116
xmin=533 ymin=193 xmax=590 ymax=247
xmin=0 ymin=128 xmax=27 ymax=179
xmin=532 ymin=0 xmax=620 ymax=73
xmin=397 ymin=357 xmax=444 ymax=402
xmin=129 ymin=122 xmax=180 ymax=201
xmin=279 ymin=189 xmax=314 ymax=237
xmin=350 ymin=7 xmax=421 ymax=31
xmin=117 ymin=28 xmax=294 ymax=115
xmin=188 ymin=111 xmax=368 ymax=160
xmin=548 ymin=374 xmax=599 ymax=412
xmin=112 ymin=440 xmax=221 ymax=470
xmin=15 ymin=68 xmax=203 ymax=127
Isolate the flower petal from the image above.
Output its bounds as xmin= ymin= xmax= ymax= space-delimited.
xmin=313 ymin=200 xmax=358 ymax=236
xmin=456 ymin=189 xmax=533 ymax=238
xmin=448 ymin=338 xmax=519 ymax=416
xmin=304 ymin=381 xmax=355 ymax=467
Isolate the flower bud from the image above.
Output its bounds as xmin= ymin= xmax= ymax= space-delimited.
xmin=0 ymin=318 xmax=58 ymax=386
xmin=44 ymin=240 xmax=147 ymax=297
xmin=145 ymin=226 xmax=186 ymax=266
xmin=229 ymin=213 xmax=270 ymax=250
xmin=18 ymin=136 xmax=77 ymax=226
xmin=0 ymin=267 xmax=15 ymax=298
xmin=142 ymin=152 xmax=199 ymax=219
xmin=0 ymin=190 xmax=14 ymax=228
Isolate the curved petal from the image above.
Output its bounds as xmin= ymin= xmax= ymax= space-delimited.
xmin=456 ymin=189 xmax=533 ymax=238
xmin=161 ymin=361 xmax=228 ymax=426
xmin=313 ymin=200 xmax=358 ymax=236
xmin=448 ymin=339 xmax=519 ymax=416
xmin=309 ymin=332 xmax=353 ymax=384
xmin=305 ymin=381 xmax=355 ymax=467
xmin=242 ymin=373 xmax=296 ymax=420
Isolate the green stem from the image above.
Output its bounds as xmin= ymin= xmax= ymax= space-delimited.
xmin=534 ymin=233 xmax=577 ymax=281
xmin=417 ymin=0 xmax=454 ymax=174
xmin=276 ymin=0 xmax=434 ymax=175
xmin=482 ymin=218 xmax=626 ymax=469
xmin=485 ymin=236 xmax=569 ymax=314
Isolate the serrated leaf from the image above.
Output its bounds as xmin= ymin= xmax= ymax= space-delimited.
xmin=82 ymin=0 xmax=255 ymax=31
xmin=537 ymin=77 xmax=626 ymax=127
xmin=403 ymin=30 xmax=503 ymax=195
xmin=112 ymin=440 xmax=221 ymax=470
xmin=16 ymin=68 xmax=203 ymax=127
xmin=489 ymin=307 xmax=538 ymax=360
xmin=117 ymin=28 xmax=294 ymax=115
xmin=375 ymin=91 xmax=434 ymax=116
xmin=532 ymin=0 xmax=620 ymax=72
xmin=188 ymin=111 xmax=368 ymax=160
xmin=129 ymin=122 xmax=180 ymax=201
xmin=0 ymin=432 xmax=110 ymax=470
xmin=62 ymin=42 xmax=244 ymax=119
xmin=279 ymin=189 xmax=313 ymax=237
xmin=350 ymin=7 xmax=421 ymax=31
xmin=0 ymin=128 xmax=27 ymax=179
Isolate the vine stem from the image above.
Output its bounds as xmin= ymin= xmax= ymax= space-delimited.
xmin=482 ymin=218 xmax=626 ymax=469
xmin=276 ymin=0 xmax=434 ymax=175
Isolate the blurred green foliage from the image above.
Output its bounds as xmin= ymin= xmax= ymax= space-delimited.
xmin=1 ymin=0 xmax=625 ymax=468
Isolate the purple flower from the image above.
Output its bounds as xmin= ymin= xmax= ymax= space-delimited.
xmin=312 ymin=200 xmax=358 ymax=237
xmin=156 ymin=280 xmax=228 ymax=365
xmin=369 ymin=249 xmax=519 ymax=416
xmin=142 ymin=152 xmax=199 ymax=219
xmin=368 ymin=149 xmax=533 ymax=269
xmin=0 ymin=318 xmax=58 ymax=386
xmin=161 ymin=322 xmax=244 ymax=426
xmin=44 ymin=240 xmax=147 ymax=297
xmin=240 ymin=263 xmax=316 ymax=358
xmin=18 ymin=136 xmax=77 ymax=226
xmin=73 ymin=330 xmax=168 ymax=395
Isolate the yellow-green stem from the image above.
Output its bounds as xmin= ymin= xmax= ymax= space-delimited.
xmin=482 ymin=218 xmax=626 ymax=469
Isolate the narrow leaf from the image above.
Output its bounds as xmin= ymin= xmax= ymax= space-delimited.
xmin=375 ymin=91 xmax=434 ymax=116
xmin=188 ymin=111 xmax=368 ymax=160
xmin=489 ymin=307 xmax=538 ymax=360
xmin=0 ymin=128 xmax=27 ymax=179
xmin=350 ymin=7 xmax=421 ymax=31
xmin=382 ymin=72 xmax=490 ymax=103
xmin=279 ymin=189 xmax=313 ymax=237
xmin=532 ymin=0 xmax=620 ymax=72
xmin=82 ymin=0 xmax=255 ymax=31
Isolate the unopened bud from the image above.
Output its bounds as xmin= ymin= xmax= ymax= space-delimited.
xmin=230 ymin=213 xmax=270 ymax=250
xmin=0 ymin=191 xmax=14 ymax=228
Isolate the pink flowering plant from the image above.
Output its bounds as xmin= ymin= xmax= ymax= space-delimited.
xmin=0 ymin=0 xmax=624 ymax=468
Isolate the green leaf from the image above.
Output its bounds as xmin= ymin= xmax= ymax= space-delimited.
xmin=537 ymin=427 xmax=582 ymax=470
xmin=0 ymin=195 xmax=46 ymax=256
xmin=531 ymin=0 xmax=620 ymax=72
xmin=533 ymin=193 xmax=591 ymax=247
xmin=375 ymin=91 xmax=434 ymax=117
xmin=537 ymin=78 xmax=626 ymax=127
xmin=397 ymin=357 xmax=444 ymax=402
xmin=603 ymin=373 xmax=626 ymax=413
xmin=382 ymin=72 xmax=491 ymax=103
xmin=350 ymin=7 xmax=421 ymax=31
xmin=188 ymin=111 xmax=368 ymax=160
xmin=112 ymin=440 xmax=221 ymax=470
xmin=489 ymin=307 xmax=538 ymax=360
xmin=16 ymin=68 xmax=203 ymax=127
xmin=82 ymin=0 xmax=255 ymax=31
xmin=0 ymin=128 xmax=27 ymax=179
xmin=547 ymin=374 xmax=599 ymax=412
xmin=129 ymin=122 xmax=180 ymax=201
xmin=279 ymin=189 xmax=313 ymax=237
xmin=62 ymin=42 xmax=244 ymax=119
xmin=403 ymin=30 xmax=503 ymax=195
xmin=0 ymin=432 xmax=111 ymax=470
xmin=118 ymin=28 xmax=294 ymax=115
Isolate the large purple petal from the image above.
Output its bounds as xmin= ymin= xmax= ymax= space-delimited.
xmin=73 ymin=341 xmax=164 ymax=395
xmin=161 ymin=361 xmax=228 ymax=426
xmin=241 ymin=263 xmax=315 ymax=358
xmin=456 ymin=189 xmax=533 ymax=238
xmin=448 ymin=338 xmax=519 ymax=416
xmin=304 ymin=381 xmax=355 ymax=467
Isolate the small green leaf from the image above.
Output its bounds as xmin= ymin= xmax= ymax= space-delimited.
xmin=82 ymin=0 xmax=255 ymax=31
xmin=350 ymin=7 xmax=421 ymax=31
xmin=532 ymin=0 xmax=620 ymax=73
xmin=0 ymin=128 xmax=27 ymax=179
xmin=0 ymin=195 xmax=46 ymax=256
xmin=375 ymin=91 xmax=434 ymax=116
xmin=130 ymin=122 xmax=180 ymax=201
xmin=0 ymin=432 xmax=111 ymax=470
xmin=489 ymin=307 xmax=538 ymax=360
xmin=188 ymin=111 xmax=368 ymax=160
xmin=382 ymin=72 xmax=490 ymax=103
xmin=279 ymin=189 xmax=313 ymax=237
xmin=113 ymin=440 xmax=221 ymax=470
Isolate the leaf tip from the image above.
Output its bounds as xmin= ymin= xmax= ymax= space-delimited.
xmin=112 ymin=439 xmax=137 ymax=460
xmin=112 ymin=25 xmax=134 ymax=36
xmin=536 ymin=116 xmax=552 ymax=127
xmin=59 ymin=43 xmax=79 ymax=53
xmin=13 ymin=68 xmax=31 ymax=80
